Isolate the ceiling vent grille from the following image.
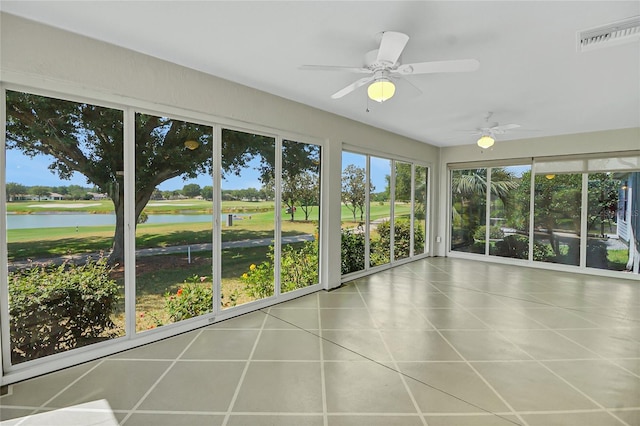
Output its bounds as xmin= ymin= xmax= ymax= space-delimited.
xmin=578 ymin=16 xmax=640 ymax=52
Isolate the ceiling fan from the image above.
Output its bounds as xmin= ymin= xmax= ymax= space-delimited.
xmin=473 ymin=112 xmax=521 ymax=148
xmin=300 ymin=31 xmax=480 ymax=102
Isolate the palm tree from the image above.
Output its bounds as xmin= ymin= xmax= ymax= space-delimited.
xmin=451 ymin=168 xmax=518 ymax=247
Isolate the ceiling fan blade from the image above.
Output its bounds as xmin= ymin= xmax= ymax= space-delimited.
xmin=331 ymin=76 xmax=374 ymax=99
xmin=300 ymin=65 xmax=372 ymax=74
xmin=493 ymin=123 xmax=521 ymax=132
xmin=376 ymin=31 xmax=409 ymax=66
xmin=395 ymin=59 xmax=480 ymax=75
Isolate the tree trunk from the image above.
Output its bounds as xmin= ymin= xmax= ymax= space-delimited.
xmin=108 ymin=186 xmax=154 ymax=266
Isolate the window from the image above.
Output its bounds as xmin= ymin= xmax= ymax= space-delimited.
xmin=4 ymin=90 xmax=125 ymax=364
xmin=341 ymin=150 xmax=430 ymax=278
xmin=134 ymin=113 xmax=214 ymax=330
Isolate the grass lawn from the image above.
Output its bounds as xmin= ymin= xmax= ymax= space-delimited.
xmin=117 ymin=244 xmax=292 ymax=331
xmin=7 ymin=208 xmax=317 ymax=261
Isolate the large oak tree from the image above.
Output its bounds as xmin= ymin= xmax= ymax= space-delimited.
xmin=5 ymin=91 xmax=293 ymax=264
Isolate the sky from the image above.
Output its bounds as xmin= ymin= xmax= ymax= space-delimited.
xmin=7 ymin=149 xmax=528 ymax=193
xmin=5 ymin=149 xmax=262 ymax=191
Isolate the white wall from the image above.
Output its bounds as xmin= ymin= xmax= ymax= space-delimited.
xmin=0 ymin=12 xmax=439 ymax=291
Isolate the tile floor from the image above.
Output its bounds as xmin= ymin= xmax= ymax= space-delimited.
xmin=0 ymin=257 xmax=639 ymax=426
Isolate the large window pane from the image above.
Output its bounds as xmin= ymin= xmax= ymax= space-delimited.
xmin=393 ymin=161 xmax=412 ymax=261
xmin=413 ymin=165 xmax=428 ymax=255
xmin=134 ymin=113 xmax=213 ymax=331
xmin=489 ymin=165 xmax=531 ymax=260
xmin=586 ymin=173 xmax=628 ymax=271
xmin=5 ymin=91 xmax=125 ymax=364
xmin=533 ymin=173 xmax=582 ymax=266
xmin=222 ymin=129 xmax=275 ymax=308
xmin=370 ymin=157 xmax=391 ymax=267
xmin=280 ymin=140 xmax=321 ymax=293
xmin=341 ymin=152 xmax=367 ymax=274
xmin=451 ymin=169 xmax=487 ymax=254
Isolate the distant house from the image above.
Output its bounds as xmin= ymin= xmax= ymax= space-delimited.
xmin=88 ymin=192 xmax=109 ymax=200
xmin=30 ymin=193 xmax=64 ymax=201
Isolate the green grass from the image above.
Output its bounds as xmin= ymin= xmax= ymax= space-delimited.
xmin=6 ymin=199 xmax=276 ymax=214
xmin=7 ymin=206 xmax=317 ymax=260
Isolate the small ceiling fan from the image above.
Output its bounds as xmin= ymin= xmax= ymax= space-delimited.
xmin=473 ymin=112 xmax=521 ymax=148
xmin=300 ymin=31 xmax=480 ymax=102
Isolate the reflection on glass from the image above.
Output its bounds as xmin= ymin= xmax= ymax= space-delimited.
xmin=533 ymin=173 xmax=582 ymax=266
xmin=340 ymin=152 xmax=367 ymax=274
xmin=5 ymin=90 xmax=125 ymax=363
xmin=393 ymin=161 xmax=412 ymax=260
xmin=221 ymin=129 xmax=275 ymax=308
xmin=134 ymin=114 xmax=214 ymax=331
xmin=489 ymin=166 xmax=530 ymax=260
xmin=451 ymin=169 xmax=487 ymax=254
xmin=413 ymin=165 xmax=428 ymax=255
xmin=587 ymin=173 xmax=628 ymax=271
xmin=281 ymin=140 xmax=321 ymax=293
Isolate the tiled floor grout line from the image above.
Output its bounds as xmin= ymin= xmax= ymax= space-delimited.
xmin=315 ymin=293 xmax=329 ymax=426
xmin=432 ymin=279 xmax=633 ymax=426
xmin=405 ymin=269 xmax=529 ymax=426
xmin=353 ymin=283 xmax=428 ymax=426
xmin=28 ymin=358 xmax=107 ymax=417
xmin=118 ymin=327 xmax=206 ymax=425
xmin=263 ymin=303 xmax=522 ymax=420
xmin=425 ymin=279 xmax=640 ymax=325
xmin=220 ymin=307 xmax=269 ymax=426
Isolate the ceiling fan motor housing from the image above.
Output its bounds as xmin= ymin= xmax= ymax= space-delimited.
xmin=364 ymin=49 xmax=399 ymax=70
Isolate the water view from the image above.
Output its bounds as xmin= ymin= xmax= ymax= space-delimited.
xmin=5 ymin=213 xmax=236 ymax=229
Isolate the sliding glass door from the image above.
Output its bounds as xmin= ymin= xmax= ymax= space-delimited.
xmin=341 ymin=150 xmax=430 ymax=278
xmin=134 ymin=113 xmax=214 ymax=331
xmin=449 ymin=156 xmax=640 ymax=276
xmin=4 ymin=90 xmax=126 ymax=364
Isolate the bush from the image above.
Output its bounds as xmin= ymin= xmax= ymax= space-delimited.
xmin=280 ymin=241 xmax=319 ymax=292
xmin=242 ymin=239 xmax=319 ymax=298
xmin=164 ymin=275 xmax=213 ymax=322
xmin=242 ymin=257 xmax=275 ymax=300
xmin=494 ymin=234 xmax=529 ymax=259
xmin=473 ymin=225 xmax=504 ymax=241
xmin=341 ymin=228 xmax=365 ymax=274
xmin=9 ymin=257 xmax=120 ymax=364
xmin=376 ymin=219 xmax=425 ymax=259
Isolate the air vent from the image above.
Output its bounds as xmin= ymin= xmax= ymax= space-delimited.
xmin=578 ymin=16 xmax=640 ymax=52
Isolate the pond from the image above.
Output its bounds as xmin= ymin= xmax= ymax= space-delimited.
xmin=4 ymin=213 xmax=239 ymax=230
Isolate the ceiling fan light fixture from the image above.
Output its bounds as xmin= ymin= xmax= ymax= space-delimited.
xmin=477 ymin=134 xmax=495 ymax=149
xmin=367 ymin=79 xmax=395 ymax=102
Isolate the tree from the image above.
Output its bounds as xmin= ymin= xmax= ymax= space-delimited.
xmin=201 ymin=185 xmax=213 ymax=200
xmin=30 ymin=186 xmax=51 ymax=201
xmin=6 ymin=182 xmax=27 ymax=202
xmin=182 ymin=183 xmax=202 ymax=198
xmin=341 ymin=165 xmax=374 ymax=222
xmin=296 ymin=171 xmax=320 ymax=221
xmin=5 ymin=91 xmax=319 ymax=265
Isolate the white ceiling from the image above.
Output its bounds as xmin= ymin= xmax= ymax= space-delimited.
xmin=2 ymin=1 xmax=639 ymax=148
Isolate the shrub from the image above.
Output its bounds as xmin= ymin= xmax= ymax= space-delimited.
xmin=341 ymin=228 xmax=365 ymax=274
xmin=242 ymin=257 xmax=275 ymax=299
xmin=164 ymin=275 xmax=213 ymax=322
xmin=376 ymin=219 xmax=425 ymax=259
xmin=242 ymin=239 xmax=319 ymax=298
xmin=494 ymin=234 xmax=529 ymax=259
xmin=473 ymin=225 xmax=504 ymax=241
xmin=280 ymin=241 xmax=319 ymax=292
xmin=9 ymin=257 xmax=120 ymax=364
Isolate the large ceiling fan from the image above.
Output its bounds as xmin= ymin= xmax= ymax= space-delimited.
xmin=473 ymin=112 xmax=521 ymax=148
xmin=301 ymin=31 xmax=480 ymax=102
